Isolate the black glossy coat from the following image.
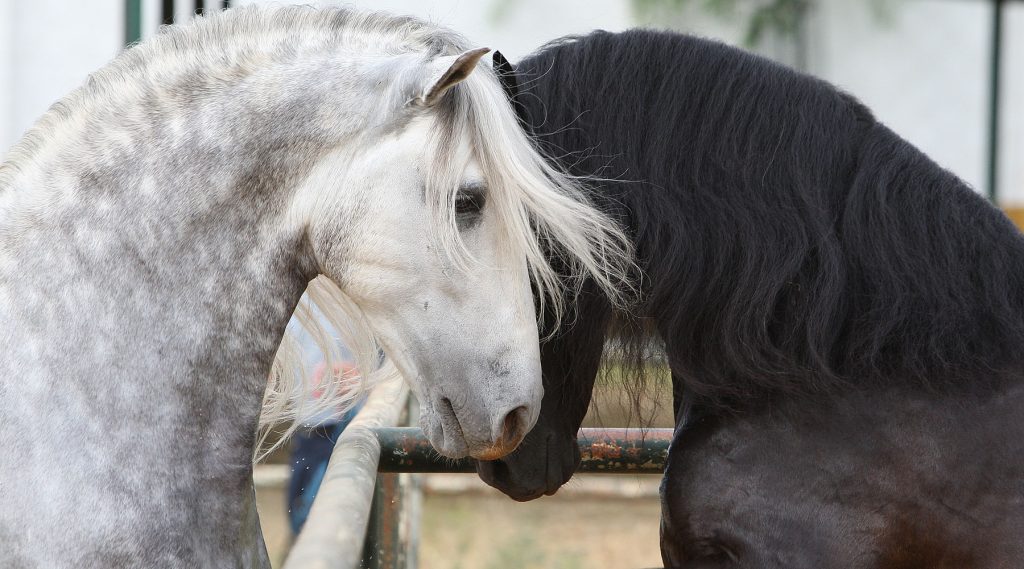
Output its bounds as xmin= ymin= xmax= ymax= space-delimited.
xmin=478 ymin=30 xmax=1024 ymax=567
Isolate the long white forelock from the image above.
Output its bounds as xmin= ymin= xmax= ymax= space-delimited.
xmin=259 ymin=68 xmax=481 ymax=461
xmin=414 ymin=66 xmax=636 ymax=328
xmin=460 ymin=70 xmax=635 ymax=328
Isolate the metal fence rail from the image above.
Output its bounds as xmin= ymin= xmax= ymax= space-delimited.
xmin=376 ymin=427 xmax=672 ymax=474
xmin=286 ymin=382 xmax=672 ymax=569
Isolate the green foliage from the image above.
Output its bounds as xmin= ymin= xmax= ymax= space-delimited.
xmin=631 ymin=0 xmax=811 ymax=46
xmin=490 ymin=0 xmax=895 ymax=49
xmin=633 ymin=0 xmax=896 ymax=46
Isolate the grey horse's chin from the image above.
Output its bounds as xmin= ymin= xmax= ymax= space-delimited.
xmin=420 ymin=414 xmax=468 ymax=459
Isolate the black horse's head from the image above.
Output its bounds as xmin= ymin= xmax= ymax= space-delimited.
xmin=474 ymin=320 xmax=605 ymax=500
xmin=476 ymin=51 xmax=640 ymax=500
xmin=472 ymin=122 xmax=618 ymax=496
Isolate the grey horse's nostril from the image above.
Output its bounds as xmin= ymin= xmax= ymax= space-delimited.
xmin=439 ymin=397 xmax=456 ymax=420
xmin=498 ymin=405 xmax=529 ymax=444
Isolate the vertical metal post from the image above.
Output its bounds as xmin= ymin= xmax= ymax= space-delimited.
xmin=986 ymin=0 xmax=1004 ymax=202
xmin=161 ymin=0 xmax=175 ymax=25
xmin=124 ymin=0 xmax=142 ymax=45
xmin=195 ymin=0 xmax=204 ymax=16
xmin=361 ymin=472 xmax=420 ymax=569
xmin=361 ymin=474 xmax=405 ymax=569
xmin=221 ymin=0 xmax=231 ymax=9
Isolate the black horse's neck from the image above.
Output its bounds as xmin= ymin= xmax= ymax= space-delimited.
xmin=514 ymin=30 xmax=1024 ymax=409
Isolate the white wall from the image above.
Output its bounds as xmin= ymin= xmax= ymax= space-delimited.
xmin=235 ymin=0 xmax=632 ymax=61
xmin=631 ymin=1 xmax=807 ymax=66
xmin=809 ymin=0 xmax=992 ymax=198
xmin=809 ymin=0 xmax=1023 ymax=203
xmin=1002 ymin=4 xmax=1024 ymax=205
xmin=638 ymin=0 xmax=1020 ymax=202
xmin=0 ymin=0 xmax=13 ymax=153
xmin=0 ymin=0 xmax=121 ymax=153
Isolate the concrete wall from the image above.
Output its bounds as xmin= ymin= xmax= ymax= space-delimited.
xmin=0 ymin=0 xmax=121 ymax=152
xmin=233 ymin=0 xmax=633 ymax=61
xmin=810 ymin=0 xmax=990 ymax=199
xmin=0 ymin=0 xmax=12 ymax=153
xmin=1002 ymin=4 xmax=1024 ymax=205
xmin=635 ymin=0 xmax=1022 ymax=204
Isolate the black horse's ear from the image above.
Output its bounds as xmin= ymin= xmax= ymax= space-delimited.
xmin=493 ymin=51 xmax=528 ymax=124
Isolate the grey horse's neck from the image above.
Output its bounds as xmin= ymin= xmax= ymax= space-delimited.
xmin=0 ymin=29 xmax=356 ymax=569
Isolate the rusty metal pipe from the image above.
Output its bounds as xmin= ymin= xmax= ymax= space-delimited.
xmin=376 ymin=427 xmax=673 ymax=474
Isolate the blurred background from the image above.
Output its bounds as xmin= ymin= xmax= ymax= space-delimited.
xmin=2 ymin=1 xmax=1021 ymax=567
xmin=1 ymin=0 xmax=1023 ymax=210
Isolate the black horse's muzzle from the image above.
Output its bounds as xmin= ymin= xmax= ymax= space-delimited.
xmin=475 ymin=428 xmax=580 ymax=501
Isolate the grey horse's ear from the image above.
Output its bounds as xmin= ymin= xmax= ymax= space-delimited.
xmin=420 ymin=47 xmax=491 ymax=106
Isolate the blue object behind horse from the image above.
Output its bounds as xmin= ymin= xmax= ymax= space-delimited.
xmin=287 ymin=404 xmax=361 ymax=535
xmin=480 ymin=31 xmax=1024 ymax=567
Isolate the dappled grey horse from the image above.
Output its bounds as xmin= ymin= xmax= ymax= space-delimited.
xmin=0 ymin=6 xmax=631 ymax=567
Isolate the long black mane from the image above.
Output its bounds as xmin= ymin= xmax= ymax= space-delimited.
xmin=515 ymin=30 xmax=1024 ymax=407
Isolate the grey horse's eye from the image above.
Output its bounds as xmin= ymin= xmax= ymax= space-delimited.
xmin=455 ymin=183 xmax=487 ymax=227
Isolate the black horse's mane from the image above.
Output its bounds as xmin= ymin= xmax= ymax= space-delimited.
xmin=515 ymin=29 xmax=1024 ymax=407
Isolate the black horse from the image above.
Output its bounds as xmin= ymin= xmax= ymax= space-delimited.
xmin=477 ymin=30 xmax=1024 ymax=567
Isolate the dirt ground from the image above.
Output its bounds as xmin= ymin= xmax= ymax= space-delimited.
xmin=256 ymin=475 xmax=664 ymax=569
xmin=418 ymin=486 xmax=663 ymax=569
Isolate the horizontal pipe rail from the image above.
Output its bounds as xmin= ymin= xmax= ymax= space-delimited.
xmin=376 ymin=427 xmax=673 ymax=474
